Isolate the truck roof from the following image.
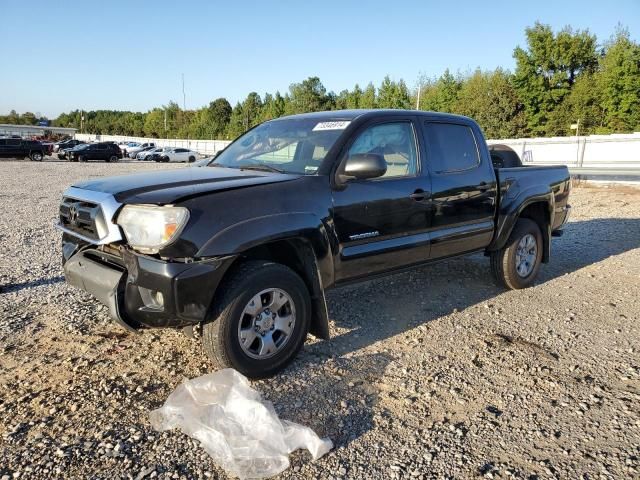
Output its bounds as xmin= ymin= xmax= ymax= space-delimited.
xmin=275 ymin=109 xmax=472 ymax=123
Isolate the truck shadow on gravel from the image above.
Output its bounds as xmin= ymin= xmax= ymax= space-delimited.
xmin=301 ymin=218 xmax=639 ymax=362
xmin=537 ymin=217 xmax=640 ymax=283
xmin=1 ymin=275 xmax=64 ymax=294
xmin=261 ymin=217 xmax=639 ymax=448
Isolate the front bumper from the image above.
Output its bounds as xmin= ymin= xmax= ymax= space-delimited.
xmin=63 ymin=243 xmax=235 ymax=330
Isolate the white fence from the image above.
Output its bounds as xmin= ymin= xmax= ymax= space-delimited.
xmin=487 ymin=133 xmax=640 ymax=170
xmin=76 ymin=132 xmax=640 ymax=171
xmin=74 ymin=133 xmax=231 ymax=156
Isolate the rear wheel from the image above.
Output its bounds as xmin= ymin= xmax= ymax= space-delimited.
xmin=107 ymin=155 xmax=117 ymax=163
xmin=188 ymin=156 xmax=196 ymax=163
xmin=490 ymin=218 xmax=543 ymax=289
xmin=201 ymin=261 xmax=311 ymax=378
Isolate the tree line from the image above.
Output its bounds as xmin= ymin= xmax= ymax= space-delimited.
xmin=3 ymin=23 xmax=639 ymax=140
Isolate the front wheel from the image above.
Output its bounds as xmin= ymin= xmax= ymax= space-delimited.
xmin=188 ymin=156 xmax=196 ymax=163
xmin=78 ymin=155 xmax=87 ymax=162
xmin=490 ymin=218 xmax=543 ymax=289
xmin=30 ymin=152 xmax=43 ymax=161
xmin=107 ymin=155 xmax=117 ymax=163
xmin=202 ymin=261 xmax=311 ymax=378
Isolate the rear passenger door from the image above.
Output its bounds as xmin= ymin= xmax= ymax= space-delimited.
xmin=5 ymin=139 xmax=22 ymax=157
xmin=175 ymin=148 xmax=188 ymax=162
xmin=421 ymin=120 xmax=497 ymax=259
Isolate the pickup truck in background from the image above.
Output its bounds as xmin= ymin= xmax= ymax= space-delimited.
xmin=56 ymin=110 xmax=571 ymax=378
xmin=0 ymin=138 xmax=48 ymax=161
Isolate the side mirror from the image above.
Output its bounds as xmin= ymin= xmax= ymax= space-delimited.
xmin=340 ymin=153 xmax=387 ymax=182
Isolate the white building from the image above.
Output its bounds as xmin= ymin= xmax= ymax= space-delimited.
xmin=0 ymin=124 xmax=77 ymax=138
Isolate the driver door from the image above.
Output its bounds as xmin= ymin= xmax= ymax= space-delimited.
xmin=331 ymin=117 xmax=432 ymax=283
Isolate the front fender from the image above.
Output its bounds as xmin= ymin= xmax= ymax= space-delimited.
xmin=197 ymin=212 xmax=334 ymax=285
xmin=197 ymin=212 xmax=335 ymax=340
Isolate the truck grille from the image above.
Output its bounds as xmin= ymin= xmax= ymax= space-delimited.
xmin=59 ymin=197 xmax=106 ymax=240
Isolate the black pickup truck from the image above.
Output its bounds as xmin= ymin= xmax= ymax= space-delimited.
xmin=0 ymin=138 xmax=47 ymax=161
xmin=56 ymin=110 xmax=570 ymax=377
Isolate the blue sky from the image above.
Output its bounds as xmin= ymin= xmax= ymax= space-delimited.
xmin=1 ymin=0 xmax=638 ymax=118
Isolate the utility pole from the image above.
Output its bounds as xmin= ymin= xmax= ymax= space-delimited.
xmin=416 ymin=84 xmax=421 ymax=110
xmin=164 ymin=109 xmax=167 ymax=136
xmin=182 ymin=73 xmax=186 ymax=111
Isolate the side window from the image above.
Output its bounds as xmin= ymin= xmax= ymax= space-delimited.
xmin=348 ymin=122 xmax=418 ymax=178
xmin=253 ymin=143 xmax=298 ymax=163
xmin=424 ymin=122 xmax=480 ymax=173
xmin=7 ymin=139 xmax=21 ymax=146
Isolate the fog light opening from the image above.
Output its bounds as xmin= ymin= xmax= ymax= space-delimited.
xmin=139 ymin=287 xmax=165 ymax=310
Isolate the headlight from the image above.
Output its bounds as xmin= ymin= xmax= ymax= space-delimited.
xmin=117 ymin=205 xmax=189 ymax=253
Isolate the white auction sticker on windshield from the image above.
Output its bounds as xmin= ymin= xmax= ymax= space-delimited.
xmin=312 ymin=121 xmax=351 ymax=131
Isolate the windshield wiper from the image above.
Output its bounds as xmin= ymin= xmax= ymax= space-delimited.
xmin=239 ymin=163 xmax=286 ymax=174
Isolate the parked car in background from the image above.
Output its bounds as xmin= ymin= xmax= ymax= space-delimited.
xmin=130 ymin=145 xmax=156 ymax=159
xmin=55 ymin=139 xmax=84 ymax=153
xmin=119 ymin=142 xmax=140 ymax=156
xmin=68 ymin=142 xmax=122 ymax=162
xmin=137 ymin=146 xmax=171 ymax=161
xmin=157 ymin=147 xmax=198 ymax=163
xmin=0 ymin=138 xmax=47 ymax=161
xmin=126 ymin=142 xmax=155 ymax=157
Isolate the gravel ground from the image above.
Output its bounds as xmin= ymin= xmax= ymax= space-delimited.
xmin=1 ymin=159 xmax=639 ymax=480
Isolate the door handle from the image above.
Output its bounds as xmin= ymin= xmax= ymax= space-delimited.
xmin=410 ymin=190 xmax=430 ymax=201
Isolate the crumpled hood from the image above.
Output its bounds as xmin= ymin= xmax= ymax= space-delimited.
xmin=72 ymin=166 xmax=300 ymax=204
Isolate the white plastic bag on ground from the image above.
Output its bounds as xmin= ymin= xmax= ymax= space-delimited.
xmin=149 ymin=369 xmax=333 ymax=479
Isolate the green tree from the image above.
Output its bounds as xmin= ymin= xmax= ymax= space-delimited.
xmin=346 ymin=84 xmax=364 ymax=109
xmin=418 ymin=69 xmax=461 ymax=112
xmin=598 ymin=27 xmax=640 ymax=132
xmin=454 ymin=68 xmax=526 ymax=139
xmin=360 ymin=82 xmax=377 ymax=108
xmin=547 ymin=73 xmax=605 ymax=135
xmin=226 ymin=102 xmax=246 ymax=139
xmin=513 ymin=22 xmax=598 ymax=135
xmin=378 ymin=76 xmax=411 ymax=109
xmin=144 ymin=108 xmax=165 ymax=137
xmin=286 ymin=77 xmax=330 ymax=114
xmin=261 ymin=91 xmax=286 ymax=121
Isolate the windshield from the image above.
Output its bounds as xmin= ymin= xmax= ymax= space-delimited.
xmin=211 ymin=118 xmax=348 ymax=174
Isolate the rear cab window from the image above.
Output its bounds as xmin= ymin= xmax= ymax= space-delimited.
xmin=423 ymin=122 xmax=480 ymax=174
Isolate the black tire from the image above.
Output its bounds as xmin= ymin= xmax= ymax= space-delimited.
xmin=202 ymin=260 xmax=311 ymax=379
xmin=106 ymin=155 xmax=118 ymax=163
xmin=490 ymin=218 xmax=543 ymax=289
xmin=79 ymin=155 xmax=87 ymax=162
xmin=188 ymin=156 xmax=196 ymax=163
xmin=30 ymin=151 xmax=43 ymax=162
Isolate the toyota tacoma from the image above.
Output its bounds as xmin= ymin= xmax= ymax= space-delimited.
xmin=56 ymin=110 xmax=571 ymax=378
